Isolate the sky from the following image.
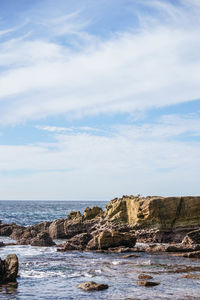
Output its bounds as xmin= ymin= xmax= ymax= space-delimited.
xmin=0 ymin=0 xmax=200 ymax=200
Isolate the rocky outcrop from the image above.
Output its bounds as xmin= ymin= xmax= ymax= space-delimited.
xmin=105 ymin=195 xmax=200 ymax=242
xmin=0 ymin=254 xmax=18 ymax=284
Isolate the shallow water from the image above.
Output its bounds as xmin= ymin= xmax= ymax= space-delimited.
xmin=0 ymin=201 xmax=200 ymax=299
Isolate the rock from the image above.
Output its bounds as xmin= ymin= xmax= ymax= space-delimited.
xmin=83 ymin=206 xmax=103 ymax=220
xmin=182 ymin=229 xmax=200 ymax=246
xmin=77 ymin=281 xmax=109 ymax=291
xmin=49 ymin=219 xmax=65 ymax=239
xmin=105 ymin=196 xmax=200 ymax=243
xmin=120 ymin=254 xmax=139 ymax=258
xmin=63 ymin=233 xmax=92 ymax=251
xmin=0 ymin=223 xmax=25 ymax=237
xmin=67 ymin=211 xmax=82 ymax=220
xmin=30 ymin=232 xmax=55 ymax=247
xmin=0 ymin=254 xmax=18 ymax=283
xmin=138 ymin=274 xmax=153 ymax=280
xmin=31 ymin=221 xmax=52 ymax=234
xmin=181 ymin=274 xmax=200 ymax=279
xmin=87 ymin=230 xmax=136 ymax=250
xmin=0 ymin=242 xmax=5 ymax=247
xmin=183 ymin=251 xmax=200 ymax=258
xmin=136 ymin=281 xmax=160 ymax=287
xmin=145 ymin=244 xmax=167 ymax=252
xmin=63 ymin=217 xmax=85 ymax=239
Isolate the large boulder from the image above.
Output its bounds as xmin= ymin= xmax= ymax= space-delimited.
xmin=87 ymin=230 xmax=136 ymax=250
xmin=0 ymin=254 xmax=18 ymax=284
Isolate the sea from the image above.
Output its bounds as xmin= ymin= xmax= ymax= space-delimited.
xmin=0 ymin=200 xmax=200 ymax=300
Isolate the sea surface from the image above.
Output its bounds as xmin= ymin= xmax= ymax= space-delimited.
xmin=0 ymin=200 xmax=200 ymax=300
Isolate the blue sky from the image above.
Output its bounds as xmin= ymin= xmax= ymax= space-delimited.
xmin=0 ymin=0 xmax=200 ymax=200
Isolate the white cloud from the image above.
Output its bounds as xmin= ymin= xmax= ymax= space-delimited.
xmin=0 ymin=1 xmax=200 ymax=124
xmin=0 ymin=114 xmax=200 ymax=199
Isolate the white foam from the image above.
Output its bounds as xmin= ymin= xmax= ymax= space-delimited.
xmin=20 ymin=270 xmax=67 ymax=279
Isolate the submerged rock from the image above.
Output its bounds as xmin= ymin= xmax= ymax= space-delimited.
xmin=136 ymin=281 xmax=160 ymax=287
xmin=77 ymin=281 xmax=109 ymax=291
xmin=0 ymin=254 xmax=18 ymax=284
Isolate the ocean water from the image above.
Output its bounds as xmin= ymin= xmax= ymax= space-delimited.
xmin=0 ymin=200 xmax=200 ymax=300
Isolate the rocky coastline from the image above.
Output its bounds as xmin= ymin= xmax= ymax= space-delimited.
xmin=0 ymin=195 xmax=200 ymax=257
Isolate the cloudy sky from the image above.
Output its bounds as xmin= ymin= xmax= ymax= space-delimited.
xmin=0 ymin=0 xmax=200 ymax=200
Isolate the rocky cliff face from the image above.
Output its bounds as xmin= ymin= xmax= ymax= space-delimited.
xmin=105 ymin=195 xmax=200 ymax=242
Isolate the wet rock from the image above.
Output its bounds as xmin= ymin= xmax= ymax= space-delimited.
xmin=30 ymin=232 xmax=55 ymax=247
xmin=145 ymin=244 xmax=167 ymax=252
xmin=77 ymin=281 xmax=109 ymax=291
xmin=0 ymin=242 xmax=5 ymax=247
xmin=183 ymin=250 xmax=200 ymax=258
xmin=182 ymin=229 xmax=200 ymax=246
xmin=87 ymin=230 xmax=136 ymax=250
xmin=138 ymin=274 xmax=153 ymax=280
xmin=63 ymin=233 xmax=92 ymax=251
xmin=83 ymin=206 xmax=103 ymax=220
xmin=0 ymin=254 xmax=18 ymax=283
xmin=136 ymin=281 xmax=160 ymax=287
xmin=120 ymin=254 xmax=139 ymax=258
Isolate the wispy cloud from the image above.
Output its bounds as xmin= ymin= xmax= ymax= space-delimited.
xmin=0 ymin=113 xmax=200 ymax=199
xmin=0 ymin=1 xmax=200 ymax=124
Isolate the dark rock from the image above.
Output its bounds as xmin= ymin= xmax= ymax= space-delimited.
xmin=182 ymin=229 xmax=200 ymax=246
xmin=30 ymin=232 xmax=55 ymax=247
xmin=0 ymin=254 xmax=18 ymax=284
xmin=63 ymin=233 xmax=92 ymax=251
xmin=77 ymin=281 xmax=109 ymax=291
xmin=138 ymin=274 xmax=153 ymax=280
xmin=0 ymin=242 xmax=5 ymax=247
xmin=136 ymin=281 xmax=160 ymax=287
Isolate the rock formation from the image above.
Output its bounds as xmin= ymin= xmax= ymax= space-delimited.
xmin=0 ymin=194 xmax=200 ymax=253
xmin=0 ymin=254 xmax=18 ymax=284
xmin=105 ymin=195 xmax=200 ymax=242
